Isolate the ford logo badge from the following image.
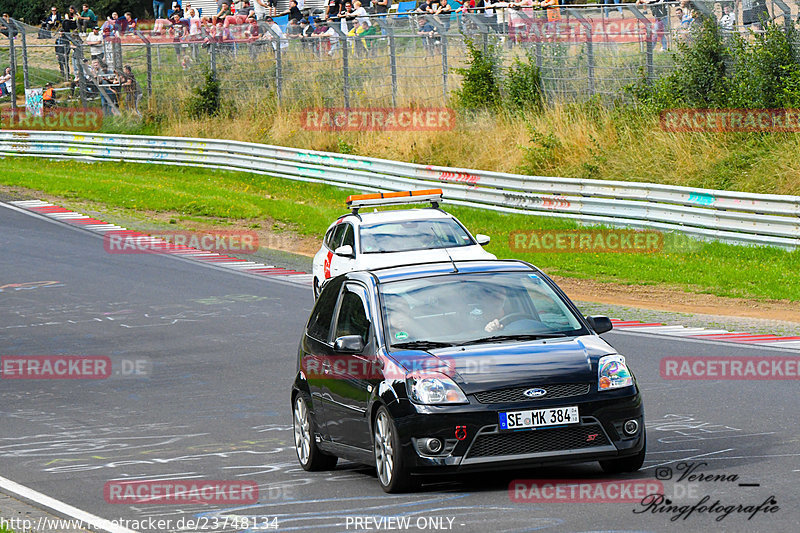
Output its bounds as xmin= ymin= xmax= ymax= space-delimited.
xmin=524 ymin=388 xmax=547 ymax=398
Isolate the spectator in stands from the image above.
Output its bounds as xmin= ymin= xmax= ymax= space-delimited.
xmin=42 ymin=6 xmax=61 ymax=32
xmin=77 ymin=3 xmax=98 ymax=34
xmin=324 ymin=0 xmax=343 ymax=20
xmin=432 ymin=0 xmax=452 ymax=30
xmin=123 ymin=12 xmax=137 ymax=33
xmin=253 ymin=0 xmax=269 ymax=20
xmin=224 ymin=0 xmax=254 ymax=26
xmin=719 ymin=4 xmax=735 ymax=31
xmin=62 ymin=6 xmax=80 ymax=32
xmin=183 ymin=5 xmax=201 ymax=35
xmin=263 ymin=16 xmax=289 ymax=50
xmin=120 ymin=65 xmax=141 ymax=112
xmin=267 ymin=0 xmax=279 ymax=18
xmin=603 ymin=0 xmax=623 ymax=18
xmin=351 ymin=1 xmax=370 ymax=25
xmin=375 ymin=0 xmax=392 ymax=15
xmin=636 ymin=0 xmax=668 ymax=51
xmin=153 ymin=0 xmax=167 ymax=20
xmin=101 ymin=14 xmax=116 ymax=33
xmin=204 ymin=2 xmax=231 ymax=25
xmin=95 ymin=60 xmax=119 ymax=115
xmin=287 ymin=18 xmax=302 ymax=39
xmin=169 ymin=2 xmax=184 ymax=18
xmin=313 ymin=20 xmax=340 ymax=55
xmin=55 ymin=31 xmax=72 ymax=79
xmin=86 ymin=25 xmax=104 ymax=60
xmin=417 ymin=0 xmax=434 ymax=13
xmin=278 ymin=0 xmax=304 ymax=23
xmin=416 ymin=15 xmax=438 ymax=54
xmin=297 ymin=17 xmax=315 ymax=49
xmin=43 ymin=83 xmax=57 ymax=109
xmin=0 ymin=67 xmax=11 ymax=97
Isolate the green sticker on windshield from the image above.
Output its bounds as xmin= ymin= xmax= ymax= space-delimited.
xmin=395 ymin=331 xmax=409 ymax=340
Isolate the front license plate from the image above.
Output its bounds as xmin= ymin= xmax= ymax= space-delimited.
xmin=499 ymin=406 xmax=579 ymax=430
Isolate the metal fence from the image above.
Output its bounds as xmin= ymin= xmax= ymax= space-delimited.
xmin=2 ymin=0 xmax=798 ymax=114
xmin=1 ymin=130 xmax=798 ymax=248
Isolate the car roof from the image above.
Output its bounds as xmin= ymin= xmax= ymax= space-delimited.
xmin=365 ymin=259 xmax=536 ymax=284
xmin=336 ymin=207 xmax=453 ymax=226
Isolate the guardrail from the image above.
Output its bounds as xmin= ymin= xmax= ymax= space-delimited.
xmin=1 ymin=130 xmax=798 ymax=248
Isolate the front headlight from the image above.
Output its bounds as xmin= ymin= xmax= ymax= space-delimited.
xmin=406 ymin=372 xmax=468 ymax=405
xmin=598 ymin=354 xmax=633 ymax=391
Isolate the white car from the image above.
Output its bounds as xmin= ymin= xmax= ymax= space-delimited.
xmin=312 ymin=189 xmax=496 ymax=297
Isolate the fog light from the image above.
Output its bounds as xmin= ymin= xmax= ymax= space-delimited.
xmin=623 ymin=419 xmax=639 ymax=436
xmin=418 ymin=438 xmax=443 ymax=455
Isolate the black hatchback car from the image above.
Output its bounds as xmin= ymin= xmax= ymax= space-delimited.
xmin=291 ymin=260 xmax=645 ymax=492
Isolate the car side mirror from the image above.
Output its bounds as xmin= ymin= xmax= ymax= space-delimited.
xmin=334 ymin=244 xmax=354 ymax=258
xmin=475 ymin=234 xmax=490 ymax=246
xmin=333 ymin=335 xmax=365 ymax=353
xmin=586 ymin=316 xmax=613 ymax=334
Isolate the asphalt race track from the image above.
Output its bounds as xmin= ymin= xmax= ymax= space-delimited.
xmin=1 ymin=202 xmax=799 ymax=533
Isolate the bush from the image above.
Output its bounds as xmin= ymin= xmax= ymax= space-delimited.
xmin=504 ymin=51 xmax=544 ymax=113
xmin=630 ymin=18 xmax=800 ymax=112
xmin=184 ymin=67 xmax=221 ymax=119
xmin=728 ymin=22 xmax=800 ymax=108
xmin=452 ymin=37 xmax=501 ymax=111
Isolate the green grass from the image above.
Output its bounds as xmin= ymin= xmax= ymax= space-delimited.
xmin=2 ymin=157 xmax=799 ymax=301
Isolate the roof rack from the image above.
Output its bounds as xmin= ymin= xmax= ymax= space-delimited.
xmin=346 ymin=189 xmax=443 ymax=214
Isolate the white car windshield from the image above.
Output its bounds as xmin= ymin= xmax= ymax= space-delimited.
xmin=360 ymin=219 xmax=474 ymax=253
xmin=381 ymin=272 xmax=587 ymax=348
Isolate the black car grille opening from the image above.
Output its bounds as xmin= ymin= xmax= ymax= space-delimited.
xmin=474 ymin=383 xmax=590 ymax=404
xmin=466 ymin=424 xmax=610 ymax=459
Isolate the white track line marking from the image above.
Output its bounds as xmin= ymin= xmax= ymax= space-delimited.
xmin=0 ymin=475 xmax=138 ymax=533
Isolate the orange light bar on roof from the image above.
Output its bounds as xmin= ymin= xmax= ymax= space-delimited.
xmin=346 ymin=189 xmax=444 ymax=210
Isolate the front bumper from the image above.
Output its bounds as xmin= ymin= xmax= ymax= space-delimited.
xmin=389 ymin=389 xmax=644 ymax=474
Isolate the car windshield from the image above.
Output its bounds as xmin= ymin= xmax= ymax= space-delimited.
xmin=360 ymin=219 xmax=474 ymax=253
xmin=380 ymin=272 xmax=587 ymax=347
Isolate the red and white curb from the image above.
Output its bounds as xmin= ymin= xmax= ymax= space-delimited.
xmin=611 ymin=319 xmax=800 ymax=350
xmin=10 ymin=200 xmax=313 ymax=287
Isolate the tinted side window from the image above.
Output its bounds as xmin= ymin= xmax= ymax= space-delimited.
xmin=307 ymin=278 xmax=343 ymax=341
xmin=327 ymin=224 xmax=346 ymax=251
xmin=334 ymin=287 xmax=371 ymax=344
xmin=323 ymin=227 xmax=337 ymax=250
xmin=341 ymin=224 xmax=355 ymax=250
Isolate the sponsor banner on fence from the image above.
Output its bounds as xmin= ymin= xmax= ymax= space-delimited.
xmin=661 ymin=108 xmax=800 ymax=132
xmin=299 ymin=108 xmax=456 ymax=131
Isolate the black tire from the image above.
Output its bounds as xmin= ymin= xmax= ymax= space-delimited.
xmin=599 ymin=434 xmax=646 ymax=474
xmin=373 ymin=406 xmax=417 ymax=493
xmin=313 ymin=278 xmax=321 ymax=299
xmin=293 ymin=394 xmax=338 ymax=471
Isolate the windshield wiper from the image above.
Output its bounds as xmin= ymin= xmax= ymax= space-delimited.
xmin=392 ymin=340 xmax=454 ymax=350
xmin=457 ymin=333 xmax=567 ymax=346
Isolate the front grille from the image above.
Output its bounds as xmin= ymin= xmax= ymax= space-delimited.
xmin=466 ymin=424 xmax=610 ymax=459
xmin=474 ymin=383 xmax=590 ymax=404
